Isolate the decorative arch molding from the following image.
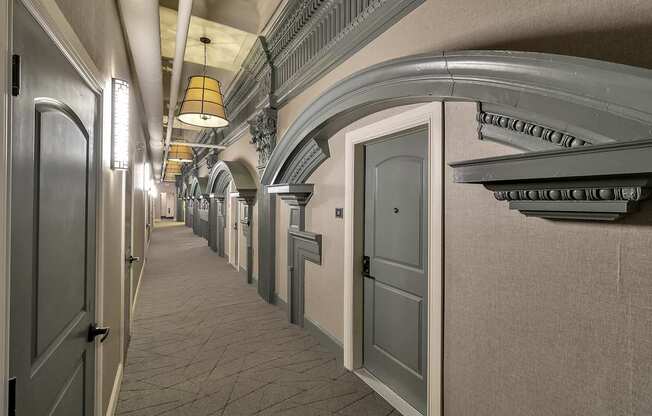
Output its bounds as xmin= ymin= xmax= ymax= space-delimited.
xmin=188 ymin=176 xmax=207 ymax=198
xmin=256 ymin=50 xmax=652 ymax=302
xmin=207 ymin=160 xmax=257 ymax=198
xmin=206 ymin=160 xmax=258 ymax=284
xmin=263 ymin=50 xmax=652 ymax=186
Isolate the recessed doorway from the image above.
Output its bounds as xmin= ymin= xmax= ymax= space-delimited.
xmin=344 ymin=103 xmax=444 ymax=416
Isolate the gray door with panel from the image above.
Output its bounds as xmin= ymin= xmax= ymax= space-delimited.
xmin=10 ymin=2 xmax=101 ymax=414
xmin=364 ymin=126 xmax=428 ymax=414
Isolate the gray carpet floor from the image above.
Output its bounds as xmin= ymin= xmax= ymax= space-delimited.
xmin=116 ymin=224 xmax=399 ymax=416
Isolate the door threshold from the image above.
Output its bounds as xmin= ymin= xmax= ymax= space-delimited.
xmin=354 ymin=368 xmax=424 ymax=416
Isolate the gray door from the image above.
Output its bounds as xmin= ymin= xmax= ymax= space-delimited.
xmin=10 ymin=2 xmax=99 ymax=415
xmin=364 ymin=126 xmax=428 ymax=414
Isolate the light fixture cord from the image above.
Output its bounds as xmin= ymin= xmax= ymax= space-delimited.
xmin=201 ymin=39 xmax=207 ymax=117
xmin=203 ymin=40 xmax=207 ymax=77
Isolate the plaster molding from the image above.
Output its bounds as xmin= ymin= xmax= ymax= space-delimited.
xmin=263 ymin=52 xmax=652 ymax=187
xmin=249 ymin=107 xmax=278 ymax=176
xmin=485 ymin=177 xmax=652 ymax=221
xmin=271 ymin=0 xmax=425 ymax=106
xmin=192 ymin=0 xmax=420 ymax=161
xmin=269 ymin=183 xmax=314 ymax=231
xmin=478 ymin=110 xmax=592 ymax=150
xmin=256 ymin=51 xmax=652 ymax=303
xmin=287 ymin=230 xmax=322 ymax=326
xmin=278 ymin=138 xmax=329 ymax=184
xmin=267 ymin=184 xmax=314 ymax=206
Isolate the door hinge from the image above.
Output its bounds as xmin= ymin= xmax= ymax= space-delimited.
xmin=8 ymin=377 xmax=16 ymax=416
xmin=362 ymin=255 xmax=370 ymax=276
xmin=11 ymin=55 xmax=20 ymax=97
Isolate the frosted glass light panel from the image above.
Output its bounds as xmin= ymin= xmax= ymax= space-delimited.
xmin=112 ymin=78 xmax=130 ymax=170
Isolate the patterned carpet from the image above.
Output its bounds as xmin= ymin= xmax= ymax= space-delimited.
xmin=116 ymin=225 xmax=398 ymax=416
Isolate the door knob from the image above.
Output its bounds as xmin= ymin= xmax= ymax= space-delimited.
xmin=127 ymin=255 xmax=140 ymax=264
xmin=87 ymin=323 xmax=110 ymax=343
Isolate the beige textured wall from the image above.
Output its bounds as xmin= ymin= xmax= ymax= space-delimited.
xmin=443 ymin=101 xmax=652 ymax=415
xmin=53 ymin=0 xmax=150 ymax=413
xmin=219 ymin=132 xmax=260 ymax=278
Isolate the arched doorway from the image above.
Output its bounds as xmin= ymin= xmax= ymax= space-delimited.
xmin=206 ymin=160 xmax=257 ymax=283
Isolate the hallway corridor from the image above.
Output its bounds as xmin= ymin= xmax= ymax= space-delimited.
xmin=116 ymin=225 xmax=397 ymax=416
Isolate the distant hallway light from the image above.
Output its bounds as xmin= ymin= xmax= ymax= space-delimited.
xmin=111 ymin=78 xmax=130 ymax=170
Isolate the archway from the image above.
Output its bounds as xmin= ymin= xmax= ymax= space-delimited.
xmin=257 ymin=50 xmax=652 ymax=301
xmin=187 ymin=176 xmax=207 ymax=236
xmin=206 ymin=160 xmax=257 ymax=283
xmin=253 ymin=50 xmax=652 ymax=414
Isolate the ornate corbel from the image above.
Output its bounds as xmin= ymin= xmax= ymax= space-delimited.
xmin=190 ymin=164 xmax=199 ymax=179
xmin=249 ymin=107 xmax=277 ymax=177
xmin=267 ymin=184 xmax=314 ymax=230
xmin=205 ymin=150 xmax=219 ymax=170
xmin=451 ymin=139 xmax=652 ymax=221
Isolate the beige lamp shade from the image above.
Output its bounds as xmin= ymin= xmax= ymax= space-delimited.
xmin=168 ymin=144 xmax=194 ymax=163
xmin=177 ymin=75 xmax=229 ymax=128
xmin=163 ymin=161 xmax=182 ymax=182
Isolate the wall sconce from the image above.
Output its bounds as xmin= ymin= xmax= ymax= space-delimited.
xmin=111 ymin=78 xmax=130 ymax=170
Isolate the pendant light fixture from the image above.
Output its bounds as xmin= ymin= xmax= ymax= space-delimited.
xmin=177 ymin=37 xmax=229 ymax=128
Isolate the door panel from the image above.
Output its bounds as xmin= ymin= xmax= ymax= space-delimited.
xmin=364 ymin=126 xmax=428 ymax=414
xmin=35 ymin=104 xmax=89 ymax=357
xmin=10 ymin=2 xmax=98 ymax=415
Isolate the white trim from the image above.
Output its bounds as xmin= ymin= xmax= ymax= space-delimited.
xmin=343 ymin=102 xmax=443 ymax=415
xmin=119 ymin=172 xmax=126 ymax=365
xmin=105 ymin=363 xmax=123 ymax=416
xmin=355 ymin=369 xmax=423 ymax=416
xmin=0 ymin=0 xmax=10 ymax=413
xmin=131 ymin=258 xmax=146 ymax=323
xmin=19 ymin=0 xmax=102 ymax=92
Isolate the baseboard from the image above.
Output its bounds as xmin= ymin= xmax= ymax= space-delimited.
xmin=105 ymin=363 xmax=123 ymax=416
xmin=238 ymin=266 xmax=248 ymax=282
xmin=273 ymin=293 xmax=287 ymax=308
xmin=304 ymin=316 xmax=344 ymax=363
xmin=271 ymin=293 xmax=344 ymax=363
xmin=354 ymin=368 xmax=423 ymax=416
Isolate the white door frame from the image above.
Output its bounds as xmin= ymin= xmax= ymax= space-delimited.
xmin=228 ymin=184 xmax=240 ymax=270
xmin=1 ymin=1 xmax=110 ymax=415
xmin=0 ymin=1 xmax=10 ymax=413
xmin=343 ymin=102 xmax=444 ymax=416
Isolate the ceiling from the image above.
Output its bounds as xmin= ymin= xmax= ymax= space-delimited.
xmin=159 ymin=6 xmax=257 ymax=74
xmin=157 ymin=0 xmax=283 ymax=181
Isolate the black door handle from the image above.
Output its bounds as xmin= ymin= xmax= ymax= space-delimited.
xmin=127 ymin=255 xmax=140 ymax=264
xmin=88 ymin=323 xmax=110 ymax=343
